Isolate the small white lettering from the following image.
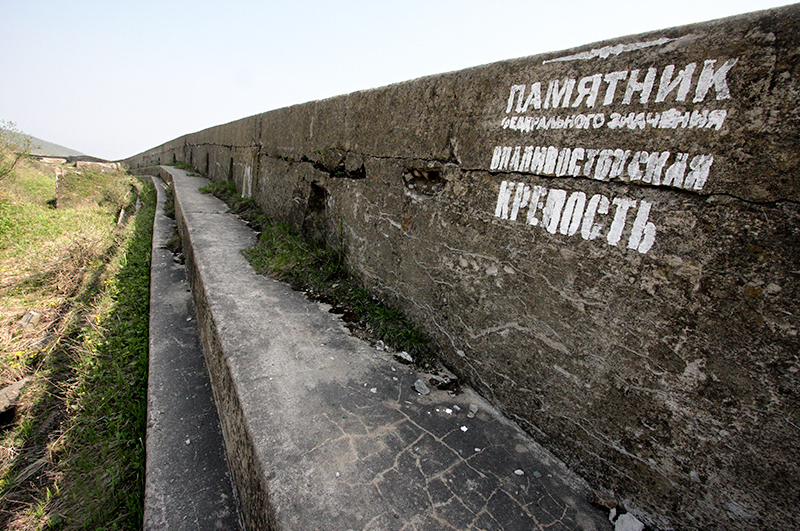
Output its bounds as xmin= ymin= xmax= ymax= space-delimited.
xmin=545 ymin=78 xmax=576 ymax=109
xmin=628 ymin=200 xmax=656 ymax=253
xmin=509 ymin=182 xmax=530 ymax=220
xmin=572 ymin=74 xmax=602 ymax=108
xmin=656 ymin=63 xmax=696 ymax=102
xmin=560 ymin=191 xmax=586 ymax=236
xmin=582 ymin=194 xmax=609 ymax=241
xmin=607 ymin=197 xmax=638 ymax=246
xmin=526 ymin=185 xmax=547 ymax=226
xmin=490 ymin=145 xmax=712 ymax=192
xmin=502 ymin=106 xmax=726 ymax=132
xmin=542 ymin=188 xmax=568 ymax=233
xmin=693 ymin=58 xmax=739 ymax=102
xmin=603 ymin=71 xmax=629 ymax=105
xmin=623 ymin=67 xmax=657 ymax=104
xmin=494 ymin=179 xmax=513 ymax=218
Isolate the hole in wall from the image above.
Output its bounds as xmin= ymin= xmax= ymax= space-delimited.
xmin=303 ymin=182 xmax=328 ymax=244
xmin=403 ymin=168 xmax=445 ymax=196
xmin=205 ymin=153 xmax=210 ymax=175
xmin=310 ymin=148 xmax=366 ymax=179
xmin=307 ymin=182 xmax=326 ymax=213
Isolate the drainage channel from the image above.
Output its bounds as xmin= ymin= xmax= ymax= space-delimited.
xmin=144 ymin=174 xmax=243 ymax=530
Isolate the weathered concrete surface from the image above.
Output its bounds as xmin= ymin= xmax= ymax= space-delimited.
xmin=146 ymin=165 xmax=613 ymax=531
xmin=144 ymin=175 xmax=242 ymax=530
xmin=128 ymin=5 xmax=800 ymax=529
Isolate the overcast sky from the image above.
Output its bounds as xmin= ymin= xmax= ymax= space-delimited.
xmin=0 ymin=0 xmax=792 ymax=160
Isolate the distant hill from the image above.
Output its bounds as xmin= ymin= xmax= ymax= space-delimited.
xmin=27 ymin=135 xmax=86 ymax=158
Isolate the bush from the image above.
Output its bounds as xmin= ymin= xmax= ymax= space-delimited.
xmin=0 ymin=120 xmax=34 ymax=181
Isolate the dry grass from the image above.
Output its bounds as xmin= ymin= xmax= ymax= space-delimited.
xmin=0 ymin=155 xmax=153 ymax=530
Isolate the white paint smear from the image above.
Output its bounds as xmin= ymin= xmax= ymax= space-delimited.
xmin=543 ymin=37 xmax=675 ymax=64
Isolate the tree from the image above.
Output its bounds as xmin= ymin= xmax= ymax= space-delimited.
xmin=0 ymin=120 xmax=35 ymax=180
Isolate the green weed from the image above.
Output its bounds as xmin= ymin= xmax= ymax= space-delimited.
xmin=201 ymin=179 xmax=434 ymax=363
xmin=0 ymin=157 xmax=153 ymax=530
xmin=162 ymin=181 xmax=175 ymax=220
xmin=199 ymin=179 xmax=270 ymax=232
xmin=165 ymin=161 xmax=197 ymax=172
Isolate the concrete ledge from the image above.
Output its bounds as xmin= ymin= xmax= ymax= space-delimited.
xmin=154 ymin=164 xmax=612 ymax=530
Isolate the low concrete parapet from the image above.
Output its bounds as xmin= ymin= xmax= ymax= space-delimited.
xmin=128 ymin=5 xmax=800 ymax=529
xmin=152 ymin=165 xmax=612 ymax=530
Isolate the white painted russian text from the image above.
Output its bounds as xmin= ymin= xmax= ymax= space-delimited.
xmin=494 ymin=180 xmax=656 ymax=254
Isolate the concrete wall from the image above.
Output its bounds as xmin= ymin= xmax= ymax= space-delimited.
xmin=127 ymin=5 xmax=800 ymax=530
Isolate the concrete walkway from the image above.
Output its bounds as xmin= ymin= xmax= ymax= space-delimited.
xmin=145 ymin=165 xmax=614 ymax=531
xmin=144 ymin=174 xmax=243 ymax=530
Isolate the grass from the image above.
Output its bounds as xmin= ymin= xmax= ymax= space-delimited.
xmin=165 ymin=162 xmax=201 ymax=177
xmin=199 ymin=180 xmax=270 ymax=232
xmin=164 ymin=161 xmax=195 ymax=172
xmin=0 ymin=155 xmax=153 ymax=530
xmin=200 ymin=179 xmax=435 ymax=364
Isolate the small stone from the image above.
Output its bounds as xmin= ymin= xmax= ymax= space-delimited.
xmin=588 ymin=489 xmax=618 ymax=510
xmin=614 ymin=513 xmax=644 ymax=531
xmin=430 ymin=375 xmax=460 ymax=392
xmin=414 ymin=379 xmax=430 ymax=395
xmin=467 ymin=403 xmax=478 ymax=418
xmin=375 ymin=340 xmax=386 ymax=351
xmin=396 ymin=351 xmax=413 ymax=363
xmin=514 ymin=469 xmax=525 ymax=476
xmin=185 ymin=438 xmax=191 ymax=445
xmin=725 ymin=500 xmax=757 ymax=520
xmin=0 ymin=377 xmax=31 ymax=415
xmin=369 ymin=387 xmax=377 ymax=394
xmin=18 ymin=311 xmax=42 ymax=331
xmin=460 ymin=426 xmax=468 ymax=432
xmin=532 ymin=471 xmax=542 ymax=478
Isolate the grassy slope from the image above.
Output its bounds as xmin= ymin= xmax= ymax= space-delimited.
xmin=0 ymin=157 xmax=153 ymax=530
